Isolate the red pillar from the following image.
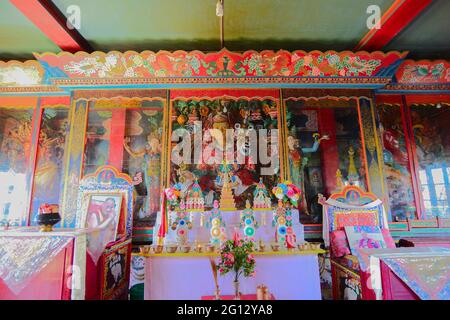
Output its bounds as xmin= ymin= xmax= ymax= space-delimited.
xmin=109 ymin=109 xmax=126 ymax=170
xmin=318 ymin=108 xmax=339 ymax=195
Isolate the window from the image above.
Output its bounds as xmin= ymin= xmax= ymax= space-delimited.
xmin=411 ymin=104 xmax=450 ymax=218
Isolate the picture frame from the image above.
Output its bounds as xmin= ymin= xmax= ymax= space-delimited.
xmin=82 ymin=193 xmax=123 ymax=244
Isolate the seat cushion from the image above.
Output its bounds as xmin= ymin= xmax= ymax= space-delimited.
xmin=330 ymin=229 xmax=351 ymax=258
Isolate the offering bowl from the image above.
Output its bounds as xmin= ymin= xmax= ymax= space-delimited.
xmin=153 ymin=245 xmax=164 ymax=254
xmin=139 ymin=245 xmax=152 ymax=254
xmin=180 ymin=245 xmax=191 ymax=253
xmin=271 ymin=243 xmax=280 ymax=252
xmin=37 ymin=212 xmax=61 ymax=232
xmin=166 ymin=245 xmax=178 ymax=253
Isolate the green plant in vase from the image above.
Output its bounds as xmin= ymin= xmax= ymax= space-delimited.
xmin=217 ymin=231 xmax=256 ymax=299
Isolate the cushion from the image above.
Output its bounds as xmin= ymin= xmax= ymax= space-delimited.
xmin=330 ymin=210 xmax=381 ymax=232
xmin=381 ymin=228 xmax=396 ymax=248
xmin=330 ymin=230 xmax=351 ymax=258
xmin=344 ymin=226 xmax=387 ymax=255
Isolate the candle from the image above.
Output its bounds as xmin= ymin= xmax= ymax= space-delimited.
xmin=256 ymin=285 xmax=264 ymax=300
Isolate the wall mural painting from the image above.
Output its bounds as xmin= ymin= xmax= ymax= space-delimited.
xmin=411 ymin=104 xmax=450 ymax=218
xmin=83 ymin=99 xmax=164 ymax=227
xmin=30 ymin=108 xmax=70 ymax=225
xmin=123 ymin=106 xmax=163 ymax=227
xmin=0 ymin=108 xmax=33 ymax=226
xmin=285 ymin=100 xmax=366 ymax=223
xmin=378 ymin=105 xmax=417 ymax=221
xmin=285 ymin=105 xmax=325 ymax=222
xmin=83 ymin=109 xmax=112 ymax=175
xmin=169 ymin=98 xmax=280 ymax=210
xmin=333 ymin=107 xmax=367 ymax=190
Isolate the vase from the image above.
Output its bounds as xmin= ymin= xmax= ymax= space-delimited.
xmin=233 ymin=280 xmax=241 ymax=300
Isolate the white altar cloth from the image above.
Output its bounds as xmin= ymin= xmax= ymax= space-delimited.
xmin=0 ymin=226 xmax=111 ymax=300
xmin=144 ymin=253 xmax=322 ymax=300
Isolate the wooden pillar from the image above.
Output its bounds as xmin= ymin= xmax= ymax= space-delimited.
xmin=318 ymin=108 xmax=339 ymax=194
xmin=358 ymin=97 xmax=388 ymax=202
xmin=60 ymin=99 xmax=88 ymax=227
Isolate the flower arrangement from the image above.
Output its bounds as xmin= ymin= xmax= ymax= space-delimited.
xmin=217 ymin=231 xmax=256 ymax=284
xmin=164 ymin=183 xmax=183 ymax=208
xmin=272 ymin=180 xmax=301 ymax=206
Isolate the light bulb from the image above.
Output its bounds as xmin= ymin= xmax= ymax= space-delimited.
xmin=216 ymin=0 xmax=224 ymax=17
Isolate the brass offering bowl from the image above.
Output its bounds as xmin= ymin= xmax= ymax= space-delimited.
xmin=258 ymin=243 xmax=266 ymax=252
xmin=139 ymin=245 xmax=152 ymax=254
xmin=153 ymin=245 xmax=164 ymax=254
xmin=312 ymin=243 xmax=322 ymax=250
xmin=270 ymin=243 xmax=280 ymax=252
xmin=166 ymin=245 xmax=178 ymax=254
xmin=180 ymin=245 xmax=191 ymax=253
xmin=206 ymin=244 xmax=216 ymax=253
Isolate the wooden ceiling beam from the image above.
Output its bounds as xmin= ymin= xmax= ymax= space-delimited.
xmin=10 ymin=0 xmax=92 ymax=53
xmin=355 ymin=0 xmax=433 ymax=51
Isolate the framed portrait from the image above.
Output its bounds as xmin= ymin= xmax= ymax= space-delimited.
xmin=83 ymin=193 xmax=123 ymax=243
xmin=100 ymin=240 xmax=131 ymax=300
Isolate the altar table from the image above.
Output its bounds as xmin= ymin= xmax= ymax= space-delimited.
xmin=202 ymin=294 xmax=275 ymax=300
xmin=356 ymin=247 xmax=450 ymax=300
xmin=142 ymin=250 xmax=324 ymax=300
xmin=0 ymin=227 xmax=131 ymax=300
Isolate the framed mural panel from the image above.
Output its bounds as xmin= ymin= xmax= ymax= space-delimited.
xmin=409 ymin=103 xmax=450 ymax=219
xmin=377 ymin=104 xmax=417 ymax=221
xmin=0 ymin=107 xmax=35 ymax=227
xmin=30 ymin=107 xmax=70 ymax=225
xmin=80 ymin=97 xmax=165 ymax=229
xmin=167 ymin=95 xmax=282 ymax=210
xmin=284 ymin=97 xmax=368 ymax=224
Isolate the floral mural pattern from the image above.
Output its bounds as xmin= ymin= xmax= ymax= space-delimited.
xmin=34 ymin=50 xmax=406 ymax=79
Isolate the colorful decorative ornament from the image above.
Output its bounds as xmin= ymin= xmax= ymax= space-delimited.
xmin=216 ymin=161 xmax=237 ymax=211
xmin=271 ymin=180 xmax=301 ymax=206
xmin=206 ymin=200 xmax=227 ymax=245
xmin=185 ymin=179 xmax=205 ymax=211
xmin=170 ymin=200 xmax=192 ymax=245
xmin=240 ymin=200 xmax=258 ymax=242
xmin=273 ymin=200 xmax=297 ymax=248
xmin=253 ymin=178 xmax=272 ymax=210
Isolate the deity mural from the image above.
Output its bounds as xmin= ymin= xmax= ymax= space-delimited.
xmin=123 ymin=131 xmax=161 ymax=218
xmin=0 ymin=108 xmax=34 ymax=226
xmin=378 ymin=105 xmax=417 ymax=221
xmin=285 ymin=101 xmax=367 ymax=222
xmin=287 ymin=131 xmax=329 ymax=214
xmin=30 ymin=108 xmax=70 ymax=223
xmin=169 ymin=98 xmax=280 ymax=210
xmin=83 ymin=100 xmax=164 ymax=227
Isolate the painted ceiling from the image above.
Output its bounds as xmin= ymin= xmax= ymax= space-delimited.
xmin=0 ymin=0 xmax=449 ymax=61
